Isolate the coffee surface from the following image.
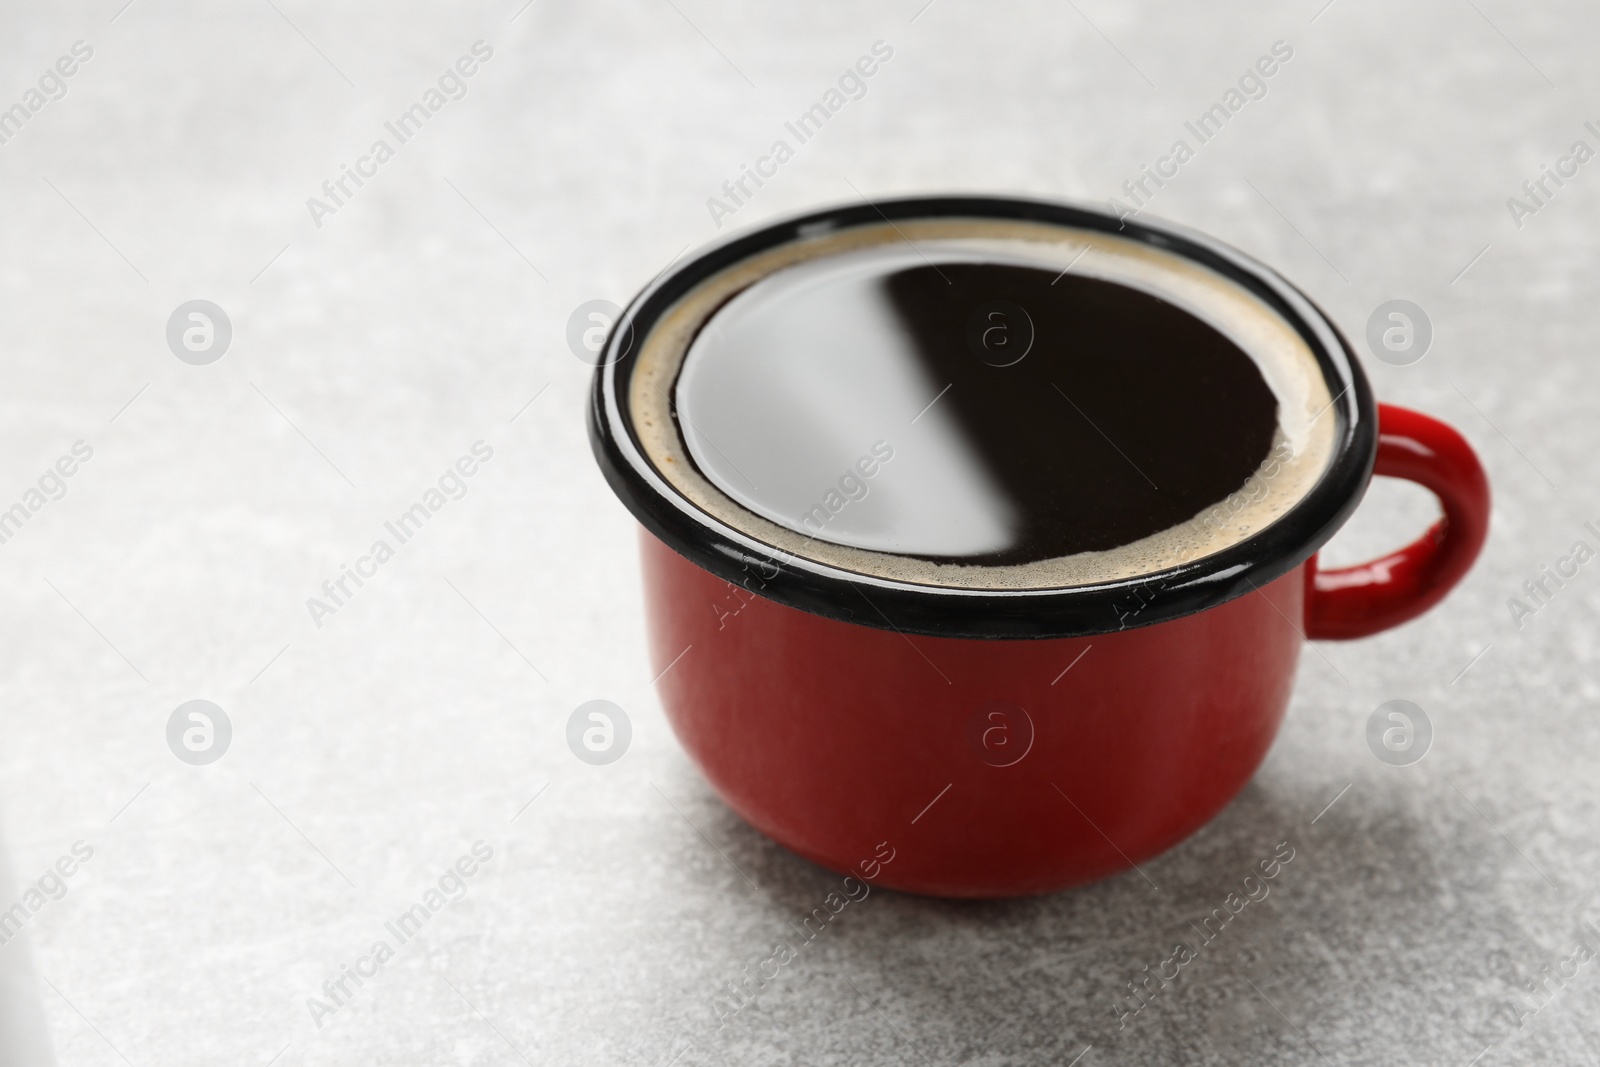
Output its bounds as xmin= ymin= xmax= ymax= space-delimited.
xmin=882 ymin=262 xmax=1277 ymax=563
xmin=631 ymin=222 xmax=1335 ymax=590
xmin=674 ymin=247 xmax=1278 ymax=565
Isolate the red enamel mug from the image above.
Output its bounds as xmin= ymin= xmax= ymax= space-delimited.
xmin=590 ymin=196 xmax=1489 ymax=898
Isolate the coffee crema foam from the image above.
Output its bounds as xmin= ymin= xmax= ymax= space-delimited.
xmin=629 ymin=218 xmax=1335 ymax=590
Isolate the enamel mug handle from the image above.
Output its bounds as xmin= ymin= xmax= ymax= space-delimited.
xmin=1305 ymin=403 xmax=1490 ymax=640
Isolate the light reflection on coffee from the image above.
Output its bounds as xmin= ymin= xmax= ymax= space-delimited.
xmin=631 ymin=219 xmax=1335 ymax=590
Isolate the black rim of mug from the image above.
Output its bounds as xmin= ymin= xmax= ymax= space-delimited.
xmin=589 ymin=194 xmax=1377 ymax=640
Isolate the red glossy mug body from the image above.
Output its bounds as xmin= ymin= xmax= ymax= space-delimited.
xmin=591 ymin=197 xmax=1490 ymax=898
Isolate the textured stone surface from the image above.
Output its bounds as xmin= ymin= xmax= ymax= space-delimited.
xmin=0 ymin=1 xmax=1596 ymax=1064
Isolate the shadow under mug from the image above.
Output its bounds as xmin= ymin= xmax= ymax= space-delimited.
xmin=590 ymin=195 xmax=1490 ymax=898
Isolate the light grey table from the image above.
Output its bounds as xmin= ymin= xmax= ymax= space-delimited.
xmin=1 ymin=1 xmax=1596 ymax=1064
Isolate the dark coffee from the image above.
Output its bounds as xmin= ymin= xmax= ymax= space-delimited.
xmin=635 ymin=226 xmax=1332 ymax=588
xmin=876 ymin=262 xmax=1277 ymax=564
